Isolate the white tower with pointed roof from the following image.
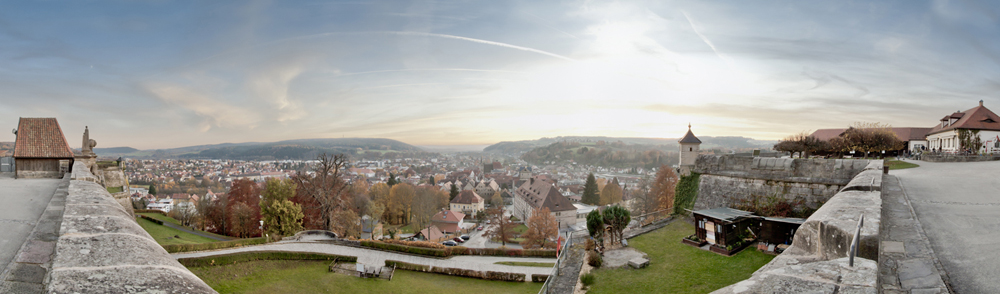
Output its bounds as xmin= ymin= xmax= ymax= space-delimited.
xmin=678 ymin=124 xmax=702 ymax=175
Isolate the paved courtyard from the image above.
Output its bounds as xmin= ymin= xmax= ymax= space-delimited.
xmin=894 ymin=160 xmax=1000 ymax=293
xmin=0 ymin=176 xmax=60 ymax=279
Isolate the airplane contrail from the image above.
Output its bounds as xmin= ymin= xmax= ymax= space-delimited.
xmin=681 ymin=11 xmax=734 ymax=68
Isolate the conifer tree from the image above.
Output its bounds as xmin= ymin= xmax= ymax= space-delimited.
xmin=582 ymin=173 xmax=600 ymax=205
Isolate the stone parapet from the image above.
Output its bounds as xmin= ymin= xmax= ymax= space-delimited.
xmin=48 ymin=162 xmax=214 ymax=293
xmin=710 ymin=159 xmax=883 ymax=294
xmin=694 ymin=155 xmax=871 ymax=185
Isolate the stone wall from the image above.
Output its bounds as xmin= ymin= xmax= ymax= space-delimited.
xmin=922 ymin=154 xmax=1000 ymax=162
xmin=692 ymin=155 xmax=871 ymax=211
xmin=48 ymin=162 xmax=214 ymax=293
xmin=711 ymin=161 xmax=883 ymax=294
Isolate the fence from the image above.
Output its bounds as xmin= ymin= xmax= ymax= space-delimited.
xmin=537 ymin=231 xmax=575 ymax=294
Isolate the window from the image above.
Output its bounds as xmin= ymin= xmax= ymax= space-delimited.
xmin=689 ymin=147 xmax=693 ymax=151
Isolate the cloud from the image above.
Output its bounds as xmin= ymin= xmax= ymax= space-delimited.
xmin=146 ymin=83 xmax=261 ymax=131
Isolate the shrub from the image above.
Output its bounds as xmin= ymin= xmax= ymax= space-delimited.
xmin=138 ymin=215 xmax=163 ymax=225
xmin=580 ymin=273 xmax=596 ymax=287
xmin=162 ymin=237 xmax=269 ymax=253
xmin=587 ymin=250 xmax=603 ymax=268
xmin=135 ymin=209 xmax=167 ymax=216
xmin=384 ymin=260 xmax=431 ymax=272
xmin=531 ymin=274 xmax=550 ymax=283
xmin=381 ymin=239 xmax=446 ymax=249
xmin=178 ymin=251 xmax=355 ymax=267
xmin=585 ymin=239 xmax=596 ymax=251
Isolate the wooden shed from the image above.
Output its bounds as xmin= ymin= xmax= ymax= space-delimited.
xmin=693 ymin=207 xmax=755 ymax=248
xmin=13 ymin=118 xmax=75 ymax=179
xmin=758 ymin=216 xmax=805 ymax=246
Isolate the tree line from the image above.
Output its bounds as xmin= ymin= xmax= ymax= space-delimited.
xmin=774 ymin=122 xmax=905 ymax=158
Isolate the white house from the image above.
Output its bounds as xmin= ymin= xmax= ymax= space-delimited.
xmin=926 ymin=100 xmax=1000 ymax=153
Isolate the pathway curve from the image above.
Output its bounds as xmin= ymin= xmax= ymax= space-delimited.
xmin=894 ymin=160 xmax=1000 ymax=293
xmin=171 ymin=241 xmax=555 ymax=278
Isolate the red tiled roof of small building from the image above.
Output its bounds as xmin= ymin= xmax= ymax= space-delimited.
xmin=450 ymin=190 xmax=483 ymax=204
xmin=13 ymin=118 xmax=74 ymax=158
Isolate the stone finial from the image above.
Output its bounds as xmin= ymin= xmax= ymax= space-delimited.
xmin=82 ymin=126 xmax=96 ymax=156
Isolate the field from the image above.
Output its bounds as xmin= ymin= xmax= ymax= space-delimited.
xmin=586 ymin=221 xmax=774 ymax=294
xmin=189 ymin=260 xmax=542 ymax=294
xmin=136 ymin=217 xmax=219 ymax=245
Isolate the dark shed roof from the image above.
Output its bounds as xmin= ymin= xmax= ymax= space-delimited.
xmin=694 ymin=207 xmax=753 ymax=222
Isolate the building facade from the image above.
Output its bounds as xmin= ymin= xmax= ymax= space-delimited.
xmin=926 ymin=100 xmax=1000 ymax=153
xmin=678 ymin=124 xmax=702 ymax=175
xmin=512 ymin=177 xmax=577 ymax=229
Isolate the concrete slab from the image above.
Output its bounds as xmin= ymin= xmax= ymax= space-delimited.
xmin=882 ymin=241 xmax=905 ymax=253
xmin=14 ymin=240 xmax=55 ymax=264
xmin=894 ymin=160 xmax=1000 ymax=293
xmin=0 ymin=178 xmax=60 ymax=275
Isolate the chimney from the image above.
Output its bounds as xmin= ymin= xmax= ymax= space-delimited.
xmin=530 ymin=178 xmax=534 ymax=185
xmin=981 ymin=100 xmax=984 ymax=107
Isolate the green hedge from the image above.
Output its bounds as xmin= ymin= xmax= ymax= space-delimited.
xmin=178 ymin=251 xmax=356 ymax=267
xmin=138 ymin=214 xmax=163 ymax=225
xmin=163 ymin=237 xmax=269 ymax=253
xmin=384 ymin=259 xmax=431 ymax=272
xmin=134 ymin=209 xmax=167 ymax=216
xmin=361 ymin=240 xmax=556 ymax=258
xmin=361 ymin=240 xmax=449 ymax=257
xmin=674 ymin=172 xmax=700 ymax=214
xmin=531 ymin=274 xmax=550 ymax=283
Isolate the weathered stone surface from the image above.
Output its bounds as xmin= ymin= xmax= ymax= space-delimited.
xmin=15 ymin=240 xmax=55 ymax=264
xmin=628 ymin=257 xmax=649 ymax=269
xmin=7 ymin=263 xmax=46 ymax=283
xmin=712 ymin=257 xmax=877 ymax=294
xmin=48 ymin=162 xmax=214 ymax=293
xmin=49 ymin=266 xmax=215 ymax=294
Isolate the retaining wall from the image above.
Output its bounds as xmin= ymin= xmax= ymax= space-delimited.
xmin=48 ymin=161 xmax=214 ymax=293
xmin=692 ymin=155 xmax=870 ymax=211
xmin=711 ymin=161 xmax=883 ymax=294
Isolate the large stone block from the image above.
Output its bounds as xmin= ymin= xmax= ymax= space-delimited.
xmin=49 ymin=266 xmax=215 ymax=294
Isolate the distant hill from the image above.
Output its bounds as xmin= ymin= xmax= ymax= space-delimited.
xmin=484 ymin=136 xmax=775 ymax=154
xmin=100 ymin=138 xmax=428 ymax=160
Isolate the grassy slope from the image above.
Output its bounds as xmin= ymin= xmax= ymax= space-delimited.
xmin=189 ymin=260 xmax=542 ymax=294
xmin=136 ymin=217 xmax=219 ymax=245
xmin=885 ymin=160 xmax=919 ymax=170
xmin=587 ymin=221 xmax=774 ymax=294
xmin=138 ymin=213 xmax=232 ymax=240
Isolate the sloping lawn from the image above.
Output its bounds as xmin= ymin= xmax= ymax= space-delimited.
xmin=189 ymin=260 xmax=542 ymax=294
xmin=136 ymin=217 xmax=219 ymax=245
xmin=587 ymin=221 xmax=774 ymax=294
xmin=885 ymin=160 xmax=919 ymax=170
xmin=138 ymin=212 xmax=232 ymax=240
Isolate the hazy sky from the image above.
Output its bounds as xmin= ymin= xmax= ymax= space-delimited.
xmin=2 ymin=0 xmax=1000 ymax=149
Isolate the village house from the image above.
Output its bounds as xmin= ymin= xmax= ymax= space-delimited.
xmin=512 ymin=177 xmax=577 ymax=229
xmin=430 ymin=210 xmax=465 ymax=234
xmin=449 ymin=190 xmax=484 ymax=215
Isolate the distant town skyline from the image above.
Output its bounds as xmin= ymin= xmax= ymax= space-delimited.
xmin=2 ymin=1 xmax=1000 ymax=149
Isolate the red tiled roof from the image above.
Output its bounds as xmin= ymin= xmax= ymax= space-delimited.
xmin=432 ymin=210 xmax=465 ymax=223
xmin=927 ymin=103 xmax=1000 ymax=135
xmin=450 ymin=190 xmax=483 ymax=205
xmin=418 ymin=225 xmax=445 ymax=241
xmin=515 ymin=178 xmax=575 ymax=213
xmin=13 ymin=118 xmax=74 ymax=158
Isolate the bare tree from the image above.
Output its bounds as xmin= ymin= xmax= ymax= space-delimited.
xmin=485 ymin=205 xmax=516 ymax=246
xmin=292 ymin=153 xmax=351 ymax=231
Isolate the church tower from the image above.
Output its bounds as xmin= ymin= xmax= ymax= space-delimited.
xmin=678 ymin=124 xmax=702 ymax=175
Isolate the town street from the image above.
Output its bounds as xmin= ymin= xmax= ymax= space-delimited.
xmin=894 ymin=160 xmax=1000 ymax=293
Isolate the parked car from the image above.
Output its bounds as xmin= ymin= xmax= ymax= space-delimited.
xmin=443 ymin=240 xmax=458 ymax=246
xmin=453 ymin=237 xmax=465 ymax=243
xmin=460 ymin=235 xmax=470 ymax=241
xmin=476 ymin=226 xmax=484 ymax=231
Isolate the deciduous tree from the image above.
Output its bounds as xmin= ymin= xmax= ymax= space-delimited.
xmin=649 ymin=165 xmax=678 ymax=213
xmin=260 ymin=178 xmax=304 ymax=238
xmin=599 ymin=181 xmax=623 ymax=206
xmin=291 ymin=153 xmax=351 ymax=231
xmin=485 ymin=205 xmax=516 ymax=246
xmin=522 ymin=207 xmax=559 ymax=249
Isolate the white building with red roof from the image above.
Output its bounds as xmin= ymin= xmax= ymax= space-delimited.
xmin=926 ymin=100 xmax=1000 ymax=153
xmin=430 ymin=210 xmax=465 ymax=233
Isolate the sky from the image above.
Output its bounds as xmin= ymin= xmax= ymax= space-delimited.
xmin=2 ymin=0 xmax=1000 ymax=150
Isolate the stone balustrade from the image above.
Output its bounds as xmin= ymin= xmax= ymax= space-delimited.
xmin=48 ymin=162 xmax=215 ymax=293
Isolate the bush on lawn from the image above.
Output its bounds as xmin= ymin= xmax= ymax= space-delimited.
xmin=587 ymin=250 xmax=603 ymax=268
xmin=384 ymin=260 xmax=431 ymax=272
xmin=380 ymin=239 xmax=446 ymax=249
xmin=580 ymin=273 xmax=596 ymax=287
xmin=361 ymin=240 xmax=449 ymax=257
xmin=178 ymin=251 xmax=355 ymax=267
xmin=134 ymin=209 xmax=167 ymax=216
xmin=138 ymin=214 xmax=163 ymax=225
xmin=163 ymin=237 xmax=269 ymax=253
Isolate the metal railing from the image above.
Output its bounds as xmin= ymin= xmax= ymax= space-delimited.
xmin=849 ymin=214 xmax=864 ymax=267
xmin=538 ymin=231 xmax=573 ymax=294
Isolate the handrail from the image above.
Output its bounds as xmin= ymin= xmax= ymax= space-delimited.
xmin=849 ymin=214 xmax=864 ymax=267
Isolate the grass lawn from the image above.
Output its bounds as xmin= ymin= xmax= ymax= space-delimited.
xmin=189 ymin=260 xmax=542 ymax=294
xmin=587 ymin=221 xmax=774 ymax=294
xmin=885 ymin=159 xmax=919 ymax=170
xmin=136 ymin=217 xmax=219 ymax=245
xmin=494 ymin=261 xmax=554 ymax=267
xmin=137 ymin=213 xmax=233 ymax=240
xmin=511 ymin=224 xmax=528 ymax=234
